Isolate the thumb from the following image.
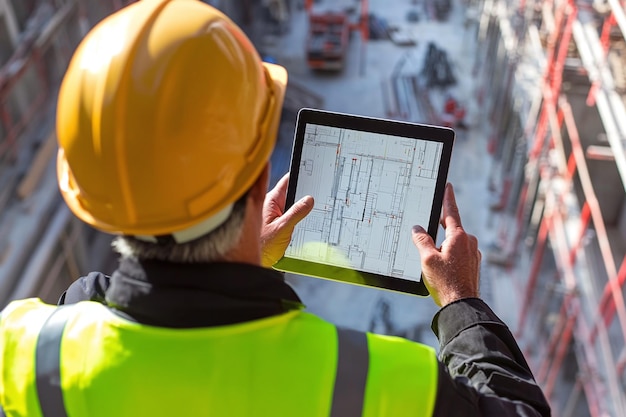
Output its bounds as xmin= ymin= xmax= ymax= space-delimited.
xmin=282 ymin=196 xmax=314 ymax=228
xmin=411 ymin=225 xmax=436 ymax=255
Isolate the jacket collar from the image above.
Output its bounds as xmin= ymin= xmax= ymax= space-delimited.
xmin=105 ymin=258 xmax=303 ymax=328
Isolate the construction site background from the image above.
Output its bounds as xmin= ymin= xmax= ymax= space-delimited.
xmin=0 ymin=0 xmax=625 ymax=415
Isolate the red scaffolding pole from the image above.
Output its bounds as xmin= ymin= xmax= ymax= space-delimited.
xmin=517 ymin=209 xmax=550 ymax=335
xmin=591 ymin=255 xmax=626 ymax=343
xmin=508 ymin=0 xmax=577 ymax=268
xmin=523 ymin=176 xmax=607 ymax=416
xmin=560 ymin=98 xmax=626 ymax=344
xmin=586 ymin=11 xmax=616 ymax=106
xmin=485 ymin=0 xmax=626 ymax=414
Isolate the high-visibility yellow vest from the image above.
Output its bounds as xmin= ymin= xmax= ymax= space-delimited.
xmin=0 ymin=298 xmax=438 ymax=417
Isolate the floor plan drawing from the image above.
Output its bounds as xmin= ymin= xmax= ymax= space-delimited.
xmin=286 ymin=123 xmax=443 ymax=282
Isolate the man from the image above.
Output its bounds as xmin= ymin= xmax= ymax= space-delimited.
xmin=0 ymin=0 xmax=550 ymax=416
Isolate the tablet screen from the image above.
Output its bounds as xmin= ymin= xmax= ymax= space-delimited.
xmin=275 ymin=109 xmax=454 ymax=296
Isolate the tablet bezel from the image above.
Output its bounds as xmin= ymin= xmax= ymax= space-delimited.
xmin=274 ymin=108 xmax=455 ymax=296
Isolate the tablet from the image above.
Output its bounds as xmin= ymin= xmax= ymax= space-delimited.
xmin=274 ymin=109 xmax=454 ymax=296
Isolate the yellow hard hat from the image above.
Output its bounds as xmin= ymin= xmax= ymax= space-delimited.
xmin=56 ymin=0 xmax=287 ymax=242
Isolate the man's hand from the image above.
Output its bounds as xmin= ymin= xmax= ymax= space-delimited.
xmin=260 ymin=173 xmax=314 ymax=267
xmin=411 ymin=183 xmax=481 ymax=307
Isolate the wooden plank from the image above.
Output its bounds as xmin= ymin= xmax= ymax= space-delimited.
xmin=16 ymin=131 xmax=56 ymax=200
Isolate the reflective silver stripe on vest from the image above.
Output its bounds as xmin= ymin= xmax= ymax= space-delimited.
xmin=330 ymin=328 xmax=369 ymax=417
xmin=36 ymin=307 xmax=71 ymax=417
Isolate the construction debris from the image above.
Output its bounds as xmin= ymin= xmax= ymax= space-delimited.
xmin=440 ymin=94 xmax=467 ymax=129
xmin=367 ymin=13 xmax=390 ymax=40
xmin=389 ymin=28 xmax=416 ymax=46
xmin=420 ymin=42 xmax=456 ymax=88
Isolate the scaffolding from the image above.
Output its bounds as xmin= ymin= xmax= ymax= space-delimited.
xmin=478 ymin=0 xmax=626 ymax=415
xmin=0 ymin=0 xmax=135 ymax=308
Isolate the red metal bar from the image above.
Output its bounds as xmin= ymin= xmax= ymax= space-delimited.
xmin=548 ymin=1 xmax=577 ymax=96
xmin=358 ymin=0 xmax=368 ymax=77
xmin=544 ymin=300 xmax=577 ymax=398
xmin=529 ymin=0 xmax=568 ymax=158
xmin=570 ymin=301 xmax=607 ymax=417
xmin=570 ymin=202 xmax=591 ymax=262
xmin=528 ymin=2 xmax=574 ymax=159
xmin=509 ymin=105 xmax=564 ymax=265
xmin=517 ymin=212 xmax=551 ymax=336
xmin=509 ymin=2 xmax=576 ymax=260
xmin=590 ymin=256 xmax=626 ymax=343
xmin=600 ymin=256 xmax=626 ymax=322
xmin=543 ymin=203 xmax=580 ymax=398
xmin=587 ymin=12 xmax=616 ymax=106
xmin=516 ymin=2 xmax=620 ymax=410
xmin=529 ymin=96 xmax=551 ymax=159
xmin=537 ymin=292 xmax=568 ymax=382
xmin=577 ymin=343 xmax=603 ymax=417
xmin=547 ymin=98 xmax=614 ymax=416
xmin=361 ymin=0 xmax=368 ymax=42
xmin=560 ymin=98 xmax=626 ymax=345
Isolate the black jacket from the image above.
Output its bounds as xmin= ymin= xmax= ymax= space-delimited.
xmin=58 ymin=258 xmax=551 ymax=416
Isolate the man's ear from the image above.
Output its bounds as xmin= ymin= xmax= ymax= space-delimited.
xmin=249 ymin=163 xmax=270 ymax=205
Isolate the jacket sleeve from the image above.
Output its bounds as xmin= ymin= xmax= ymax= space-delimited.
xmin=57 ymin=272 xmax=111 ymax=305
xmin=430 ymin=298 xmax=551 ymax=417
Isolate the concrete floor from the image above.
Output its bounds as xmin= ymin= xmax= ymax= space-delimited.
xmin=263 ymin=0 xmax=520 ymax=349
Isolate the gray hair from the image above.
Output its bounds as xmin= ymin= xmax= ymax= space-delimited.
xmin=112 ymin=196 xmax=247 ymax=263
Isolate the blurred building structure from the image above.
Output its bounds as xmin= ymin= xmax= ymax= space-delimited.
xmin=477 ymin=0 xmax=626 ymax=415
xmin=0 ymin=0 xmax=141 ymax=308
xmin=0 ymin=0 xmax=305 ymax=309
xmin=2 ymin=0 xmax=626 ymax=414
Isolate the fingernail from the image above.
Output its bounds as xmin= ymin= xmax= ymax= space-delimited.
xmin=412 ymin=225 xmax=425 ymax=233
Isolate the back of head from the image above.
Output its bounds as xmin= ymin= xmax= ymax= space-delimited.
xmin=56 ymin=0 xmax=287 ymax=244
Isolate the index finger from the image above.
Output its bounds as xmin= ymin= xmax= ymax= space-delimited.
xmin=441 ymin=183 xmax=463 ymax=231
